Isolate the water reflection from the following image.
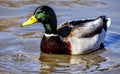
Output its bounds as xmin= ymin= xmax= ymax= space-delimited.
xmin=40 ymin=49 xmax=106 ymax=73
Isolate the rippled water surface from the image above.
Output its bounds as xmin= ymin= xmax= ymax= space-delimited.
xmin=0 ymin=0 xmax=120 ymax=74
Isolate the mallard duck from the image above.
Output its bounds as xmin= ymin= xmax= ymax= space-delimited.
xmin=21 ymin=6 xmax=111 ymax=55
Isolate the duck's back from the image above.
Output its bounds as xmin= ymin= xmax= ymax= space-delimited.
xmin=57 ymin=16 xmax=110 ymax=38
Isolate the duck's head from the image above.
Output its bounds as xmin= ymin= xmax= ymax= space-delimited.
xmin=22 ymin=6 xmax=57 ymax=34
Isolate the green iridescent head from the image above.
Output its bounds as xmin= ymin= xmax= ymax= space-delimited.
xmin=22 ymin=6 xmax=57 ymax=34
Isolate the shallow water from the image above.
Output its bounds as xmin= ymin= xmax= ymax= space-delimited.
xmin=0 ymin=0 xmax=120 ymax=74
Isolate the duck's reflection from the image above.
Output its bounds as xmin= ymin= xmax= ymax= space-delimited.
xmin=39 ymin=49 xmax=106 ymax=73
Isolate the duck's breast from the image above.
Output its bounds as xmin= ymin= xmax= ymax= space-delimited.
xmin=40 ymin=35 xmax=72 ymax=54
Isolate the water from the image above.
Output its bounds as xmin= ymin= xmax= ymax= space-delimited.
xmin=15 ymin=28 xmax=25 ymax=60
xmin=0 ymin=0 xmax=120 ymax=74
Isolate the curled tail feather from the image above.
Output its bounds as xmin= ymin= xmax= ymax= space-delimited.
xmin=99 ymin=16 xmax=111 ymax=31
xmin=106 ymin=18 xmax=111 ymax=28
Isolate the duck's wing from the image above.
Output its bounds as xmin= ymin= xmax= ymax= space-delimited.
xmin=57 ymin=16 xmax=110 ymax=38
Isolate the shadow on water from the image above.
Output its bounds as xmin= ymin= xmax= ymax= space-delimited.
xmin=40 ymin=49 xmax=106 ymax=74
xmin=104 ymin=32 xmax=120 ymax=47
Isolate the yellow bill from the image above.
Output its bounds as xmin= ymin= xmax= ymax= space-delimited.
xmin=22 ymin=15 xmax=38 ymax=27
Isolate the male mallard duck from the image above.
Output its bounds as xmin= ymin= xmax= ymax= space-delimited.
xmin=21 ymin=6 xmax=111 ymax=55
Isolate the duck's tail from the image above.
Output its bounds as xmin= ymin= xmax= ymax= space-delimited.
xmin=106 ymin=18 xmax=111 ymax=28
xmin=99 ymin=16 xmax=111 ymax=31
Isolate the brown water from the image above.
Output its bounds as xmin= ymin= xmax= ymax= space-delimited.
xmin=0 ymin=0 xmax=120 ymax=74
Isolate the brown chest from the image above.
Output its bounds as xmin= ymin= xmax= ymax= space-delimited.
xmin=40 ymin=36 xmax=71 ymax=54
